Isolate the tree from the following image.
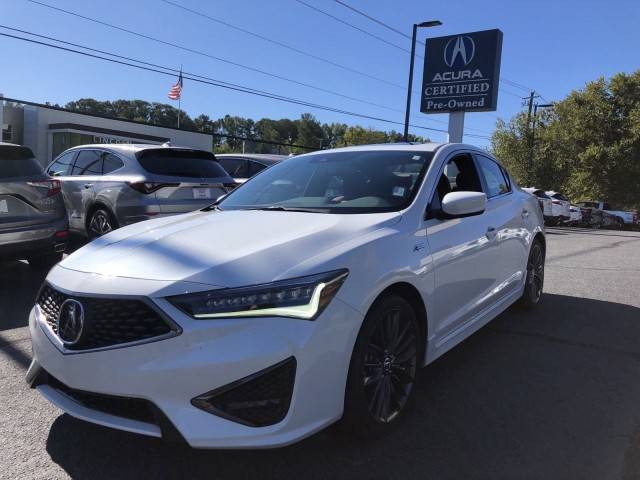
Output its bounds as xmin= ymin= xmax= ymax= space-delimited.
xmin=294 ymin=113 xmax=325 ymax=152
xmin=492 ymin=70 xmax=640 ymax=209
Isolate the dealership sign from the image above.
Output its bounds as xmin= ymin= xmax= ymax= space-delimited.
xmin=420 ymin=29 xmax=503 ymax=113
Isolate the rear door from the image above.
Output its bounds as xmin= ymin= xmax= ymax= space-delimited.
xmin=474 ymin=154 xmax=528 ymax=299
xmin=135 ymin=148 xmax=231 ymax=214
xmin=0 ymin=145 xmax=65 ymax=231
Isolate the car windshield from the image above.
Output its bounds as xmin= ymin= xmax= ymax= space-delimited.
xmin=218 ymin=149 xmax=434 ymax=214
xmin=136 ymin=148 xmax=230 ymax=179
xmin=0 ymin=145 xmax=43 ymax=179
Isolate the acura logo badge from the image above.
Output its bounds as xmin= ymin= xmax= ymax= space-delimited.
xmin=56 ymin=299 xmax=85 ymax=345
xmin=444 ymin=35 xmax=476 ymax=68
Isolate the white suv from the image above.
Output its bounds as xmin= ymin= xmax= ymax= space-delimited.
xmin=27 ymin=143 xmax=545 ymax=448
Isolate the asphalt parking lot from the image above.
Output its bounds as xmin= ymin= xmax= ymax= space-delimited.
xmin=1 ymin=227 xmax=640 ymax=480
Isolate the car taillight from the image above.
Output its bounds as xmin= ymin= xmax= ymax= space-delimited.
xmin=127 ymin=181 xmax=179 ymax=194
xmin=27 ymin=179 xmax=61 ymax=197
xmin=55 ymin=230 xmax=69 ymax=238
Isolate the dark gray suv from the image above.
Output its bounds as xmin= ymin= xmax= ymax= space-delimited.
xmin=0 ymin=143 xmax=68 ymax=269
xmin=47 ymin=144 xmax=235 ymax=238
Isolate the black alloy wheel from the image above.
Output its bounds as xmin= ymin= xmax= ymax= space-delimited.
xmin=88 ymin=209 xmax=116 ymax=239
xmin=342 ymin=295 xmax=420 ymax=433
xmin=363 ymin=306 xmax=418 ymax=423
xmin=520 ymin=241 xmax=544 ymax=308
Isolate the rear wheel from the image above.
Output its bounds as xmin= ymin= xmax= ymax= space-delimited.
xmin=27 ymin=252 xmax=63 ymax=271
xmin=342 ymin=295 xmax=420 ymax=434
xmin=87 ymin=208 xmax=117 ymax=239
xmin=519 ymin=240 xmax=545 ymax=309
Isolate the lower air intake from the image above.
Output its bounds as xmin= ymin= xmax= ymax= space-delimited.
xmin=192 ymin=357 xmax=296 ymax=427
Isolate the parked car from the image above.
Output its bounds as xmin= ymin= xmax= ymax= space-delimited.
xmin=576 ymin=204 xmax=617 ymax=229
xmin=216 ymin=153 xmax=288 ymax=184
xmin=0 ymin=143 xmax=68 ymax=269
xmin=576 ymin=201 xmax=638 ymax=229
xmin=568 ymin=205 xmax=583 ymax=225
xmin=46 ymin=144 xmax=236 ymax=238
xmin=523 ymin=188 xmax=554 ymax=223
xmin=27 ymin=142 xmax=545 ymax=448
xmin=545 ymin=191 xmax=571 ymax=223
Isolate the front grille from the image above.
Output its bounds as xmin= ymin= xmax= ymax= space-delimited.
xmin=47 ymin=374 xmax=155 ymax=423
xmin=37 ymin=284 xmax=176 ymax=351
xmin=192 ymin=357 xmax=297 ymax=427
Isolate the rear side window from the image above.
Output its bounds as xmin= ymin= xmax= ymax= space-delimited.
xmin=48 ymin=151 xmax=76 ymax=177
xmin=249 ymin=161 xmax=267 ymax=176
xmin=102 ymin=153 xmax=124 ymax=174
xmin=219 ymin=157 xmax=249 ymax=178
xmin=137 ymin=149 xmax=229 ymax=178
xmin=0 ymin=145 xmax=43 ymax=178
xmin=476 ymin=155 xmax=510 ymax=198
xmin=72 ymin=150 xmax=102 ymax=176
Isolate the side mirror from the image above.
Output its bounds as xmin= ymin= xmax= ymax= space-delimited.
xmin=440 ymin=191 xmax=486 ymax=218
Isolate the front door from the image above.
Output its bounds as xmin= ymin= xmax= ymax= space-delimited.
xmin=424 ymin=152 xmax=499 ymax=341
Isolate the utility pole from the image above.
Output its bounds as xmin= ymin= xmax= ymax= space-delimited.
xmin=524 ymin=91 xmax=537 ymax=185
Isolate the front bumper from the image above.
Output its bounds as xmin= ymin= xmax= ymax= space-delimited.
xmin=28 ymin=271 xmax=362 ymax=449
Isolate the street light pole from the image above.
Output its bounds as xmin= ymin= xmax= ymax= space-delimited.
xmin=403 ymin=24 xmax=418 ymax=142
xmin=403 ymin=20 xmax=442 ymax=142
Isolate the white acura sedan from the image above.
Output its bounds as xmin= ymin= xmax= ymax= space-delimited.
xmin=26 ymin=143 xmax=545 ymax=449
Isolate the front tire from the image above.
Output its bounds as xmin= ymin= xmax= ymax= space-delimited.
xmin=87 ymin=208 xmax=117 ymax=239
xmin=519 ymin=240 xmax=545 ymax=309
xmin=342 ymin=295 xmax=420 ymax=434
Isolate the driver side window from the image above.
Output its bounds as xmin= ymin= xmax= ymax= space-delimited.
xmin=428 ymin=153 xmax=484 ymax=218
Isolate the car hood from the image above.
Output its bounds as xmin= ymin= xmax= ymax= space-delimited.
xmin=59 ymin=209 xmax=401 ymax=287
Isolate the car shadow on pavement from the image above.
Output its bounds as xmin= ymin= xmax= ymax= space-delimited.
xmin=0 ymin=260 xmax=48 ymax=331
xmin=43 ymin=294 xmax=640 ymax=480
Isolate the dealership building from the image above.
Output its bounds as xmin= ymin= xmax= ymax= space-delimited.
xmin=0 ymin=97 xmax=213 ymax=166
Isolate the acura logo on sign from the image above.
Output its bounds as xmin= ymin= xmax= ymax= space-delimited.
xmin=444 ymin=36 xmax=476 ymax=68
xmin=56 ymin=299 xmax=85 ymax=345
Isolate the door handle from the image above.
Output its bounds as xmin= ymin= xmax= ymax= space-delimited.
xmin=83 ymin=183 xmax=93 ymax=189
xmin=486 ymin=227 xmax=497 ymax=240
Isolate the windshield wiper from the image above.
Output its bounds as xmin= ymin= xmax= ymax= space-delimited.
xmin=245 ymin=205 xmax=327 ymax=213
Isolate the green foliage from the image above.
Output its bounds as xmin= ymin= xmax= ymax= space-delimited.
xmin=63 ymin=98 xmax=429 ymax=154
xmin=492 ymin=71 xmax=640 ymax=209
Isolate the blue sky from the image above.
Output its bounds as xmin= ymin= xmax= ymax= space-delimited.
xmin=1 ymin=0 xmax=639 ymax=147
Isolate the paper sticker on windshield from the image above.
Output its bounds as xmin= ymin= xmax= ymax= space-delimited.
xmin=392 ymin=186 xmax=405 ymax=197
xmin=412 ymin=155 xmax=422 ymax=161
xmin=0 ymin=200 xmax=8 ymax=213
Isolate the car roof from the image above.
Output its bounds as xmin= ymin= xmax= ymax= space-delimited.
xmin=61 ymin=143 xmax=211 ymax=157
xmin=300 ymin=142 xmax=447 ymax=155
xmin=214 ymin=153 xmax=288 ymax=165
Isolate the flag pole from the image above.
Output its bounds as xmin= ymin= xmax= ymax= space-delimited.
xmin=177 ymin=64 xmax=182 ymax=129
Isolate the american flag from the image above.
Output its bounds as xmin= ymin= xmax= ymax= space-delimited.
xmin=168 ymin=71 xmax=183 ymax=100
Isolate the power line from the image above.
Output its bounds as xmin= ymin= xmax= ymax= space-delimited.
xmin=25 ymin=0 xmax=473 ymax=131
xmin=331 ymin=0 xmax=542 ymax=96
xmin=155 ymin=0 xmax=404 ymax=90
xmin=293 ymin=0 xmax=410 ymax=54
xmin=332 ymin=0 xmax=410 ymax=40
xmin=1 ymin=31 xmax=495 ymax=140
xmin=26 ymin=0 xmax=493 ymax=135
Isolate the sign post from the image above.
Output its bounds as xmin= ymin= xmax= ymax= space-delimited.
xmin=420 ymin=29 xmax=503 ymax=142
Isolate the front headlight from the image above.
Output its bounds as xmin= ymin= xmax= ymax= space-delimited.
xmin=167 ymin=269 xmax=348 ymax=320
